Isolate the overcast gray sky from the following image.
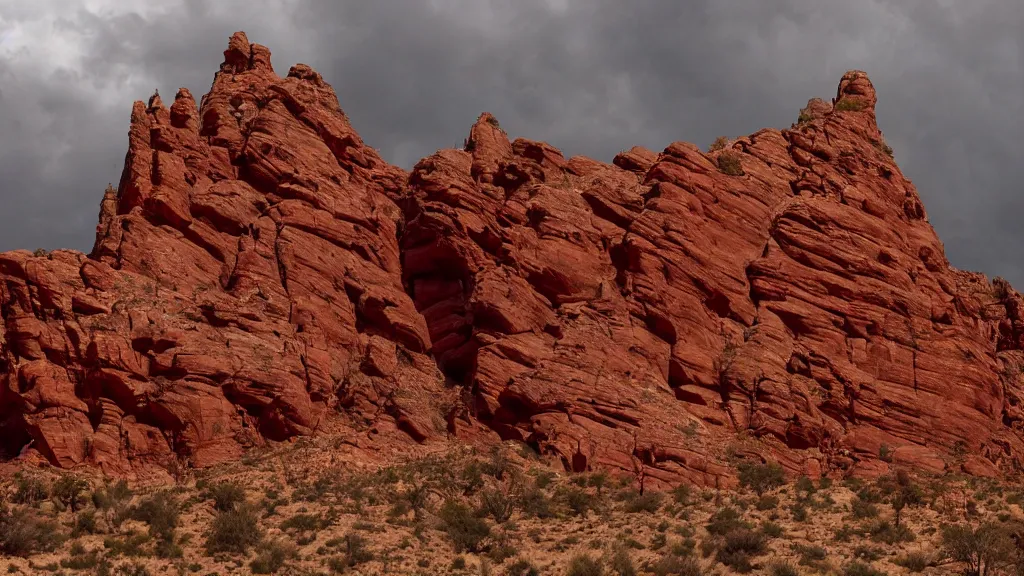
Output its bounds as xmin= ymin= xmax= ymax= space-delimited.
xmin=1 ymin=1 xmax=1022 ymax=284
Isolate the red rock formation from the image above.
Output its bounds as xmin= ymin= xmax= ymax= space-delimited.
xmin=0 ymin=33 xmax=450 ymax=482
xmin=2 ymin=34 xmax=1023 ymax=486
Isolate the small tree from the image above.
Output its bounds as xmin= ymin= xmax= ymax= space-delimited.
xmin=941 ymin=522 xmax=1016 ymax=576
xmin=52 ymin=474 xmax=90 ymax=512
xmin=886 ymin=470 xmax=923 ymax=528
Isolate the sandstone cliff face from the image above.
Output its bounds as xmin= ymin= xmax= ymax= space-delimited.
xmin=2 ymin=33 xmax=1023 ymax=486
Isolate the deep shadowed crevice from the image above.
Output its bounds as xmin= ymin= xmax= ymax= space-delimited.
xmin=0 ymin=414 xmax=32 ymax=461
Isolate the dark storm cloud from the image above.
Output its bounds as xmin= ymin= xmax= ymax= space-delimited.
xmin=1 ymin=1 xmax=1022 ymax=285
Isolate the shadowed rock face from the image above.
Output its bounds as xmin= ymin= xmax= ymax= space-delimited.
xmin=2 ymin=34 xmax=1023 ymax=486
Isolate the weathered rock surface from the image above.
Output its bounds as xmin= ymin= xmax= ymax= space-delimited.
xmin=3 ymin=33 xmax=1024 ymax=486
xmin=0 ymin=33 xmax=451 ymax=483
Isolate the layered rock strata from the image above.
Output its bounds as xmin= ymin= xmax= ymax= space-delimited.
xmin=2 ymin=33 xmax=1023 ymax=486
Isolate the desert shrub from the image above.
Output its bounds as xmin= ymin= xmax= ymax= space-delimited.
xmin=532 ymin=469 xmax=556 ymax=489
xmin=705 ymin=507 xmax=749 ymax=536
xmin=567 ymin=553 xmax=604 ymax=576
xmin=61 ymin=545 xmax=101 ymax=569
xmin=0 ymin=506 xmax=66 ymax=556
xmin=487 ymin=534 xmax=519 ymax=563
xmin=649 ymin=553 xmax=702 ymax=576
xmin=205 ymin=503 xmax=263 ymax=555
xmin=250 ymin=538 xmax=295 ymax=574
xmin=480 ymin=487 xmax=516 ymax=523
xmin=518 ymin=482 xmax=554 ymax=519
xmin=12 ymin=474 xmax=49 ymax=505
xmin=835 ymin=99 xmax=867 ymax=112
xmin=154 ymin=536 xmax=183 ymax=560
xmin=205 ymin=481 xmax=247 ymax=512
xmin=670 ymin=538 xmax=697 ymax=559
xmin=103 ymin=532 xmax=150 ymax=557
xmin=737 ymin=461 xmax=785 ymax=495
xmin=73 ymin=510 xmax=99 ymax=536
xmin=856 ymin=484 xmax=885 ymax=503
xmin=708 ymin=136 xmax=729 ymax=152
xmin=850 ymin=497 xmax=880 ymax=519
xmin=886 ymin=470 xmax=923 ymax=527
xmin=769 ymin=561 xmax=799 ymax=576
xmin=459 ymin=460 xmax=487 ymax=495
xmin=52 ymin=474 xmax=90 ymax=512
xmin=131 ymin=491 xmax=179 ymax=554
xmin=794 ymin=543 xmax=828 ymax=567
xmin=894 ymin=551 xmax=930 ymax=572
xmin=761 ymin=520 xmax=784 ymax=538
xmin=327 ymin=533 xmax=373 ymax=570
xmin=716 ymin=529 xmax=766 ymax=573
xmin=561 ymin=486 xmax=598 ymax=517
xmin=481 ymin=445 xmax=515 ymax=480
xmin=131 ymin=492 xmax=178 ymax=529
xmin=607 ymin=542 xmax=636 ymax=576
xmin=671 ymin=484 xmax=692 ymax=506
xmin=439 ymin=500 xmax=491 ymax=553
xmin=624 ymin=491 xmax=664 ymax=514
xmin=717 ymin=151 xmax=744 ymax=176
xmin=795 ymin=476 xmax=817 ymax=495
xmin=868 ymin=519 xmax=915 ymax=544
xmin=834 ymin=524 xmax=861 ymax=542
xmin=506 ymin=558 xmax=540 ymax=576
xmin=281 ymin=512 xmax=327 ymax=534
xmin=588 ymin=471 xmax=610 ymax=494
xmin=93 ymin=480 xmax=132 ymax=510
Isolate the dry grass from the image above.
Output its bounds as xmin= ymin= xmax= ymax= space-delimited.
xmin=1 ymin=440 xmax=1022 ymax=575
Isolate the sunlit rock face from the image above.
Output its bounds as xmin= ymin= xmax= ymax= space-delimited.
xmin=2 ymin=36 xmax=1022 ymax=487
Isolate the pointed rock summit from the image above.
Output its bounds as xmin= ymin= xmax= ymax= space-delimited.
xmin=1 ymin=34 xmax=1022 ymax=486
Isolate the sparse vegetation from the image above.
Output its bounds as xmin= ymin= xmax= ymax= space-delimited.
xmin=205 ymin=481 xmax=247 ymax=512
xmin=717 ymin=151 xmax=744 ymax=176
xmin=737 ymin=461 xmax=786 ymax=496
xmin=52 ymin=474 xmax=90 ymax=512
xmin=205 ymin=503 xmax=263 ymax=555
xmin=567 ymin=553 xmax=604 ymax=576
xmin=439 ymin=500 xmax=491 ymax=552
xmin=0 ymin=505 xmax=66 ymax=556
xmin=250 ymin=538 xmax=295 ymax=573
xmin=835 ymin=98 xmax=868 ymax=112
xmin=894 ymin=551 xmax=930 ymax=572
xmin=1 ymin=443 xmax=1021 ymax=575
xmin=623 ymin=490 xmax=664 ymax=514
xmin=708 ymin=136 xmax=729 ymax=152
xmin=941 ymin=522 xmax=1018 ymax=576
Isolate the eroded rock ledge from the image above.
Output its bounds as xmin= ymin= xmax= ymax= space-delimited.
xmin=2 ymin=32 xmax=1023 ymax=486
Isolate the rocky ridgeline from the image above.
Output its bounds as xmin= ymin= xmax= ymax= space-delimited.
xmin=2 ymin=32 xmax=1024 ymax=486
